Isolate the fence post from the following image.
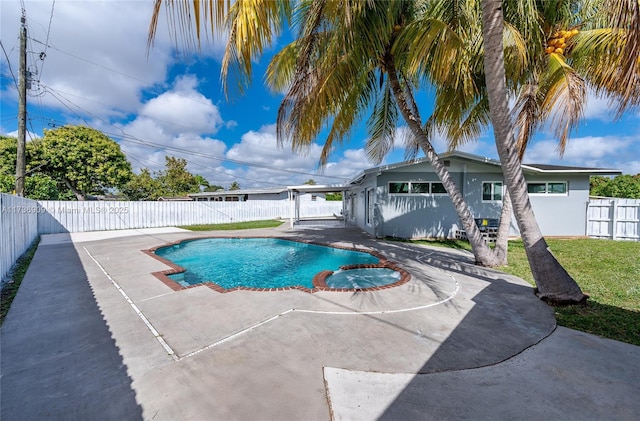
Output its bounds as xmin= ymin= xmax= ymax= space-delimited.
xmin=611 ymin=199 xmax=617 ymax=241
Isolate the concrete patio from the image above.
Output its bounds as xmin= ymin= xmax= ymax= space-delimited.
xmin=1 ymin=224 xmax=639 ymax=420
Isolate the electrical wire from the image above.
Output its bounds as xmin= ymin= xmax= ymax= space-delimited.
xmin=37 ymin=0 xmax=56 ymax=80
xmin=39 ymin=84 xmax=343 ymax=180
xmin=0 ymin=41 xmax=19 ymax=93
xmin=30 ymin=86 xmax=346 ymax=184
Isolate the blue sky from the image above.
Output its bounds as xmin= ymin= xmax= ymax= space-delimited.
xmin=1 ymin=1 xmax=639 ymax=190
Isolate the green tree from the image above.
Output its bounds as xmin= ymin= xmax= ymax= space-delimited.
xmin=32 ymin=126 xmax=132 ymax=201
xmin=303 ymin=179 xmax=316 ymax=185
xmin=204 ymin=185 xmax=225 ymax=192
xmin=121 ymin=168 xmax=163 ymax=201
xmin=1 ymin=135 xmax=76 ymax=199
xmin=122 ymin=157 xmax=202 ymax=200
xmin=591 ymin=174 xmax=640 ymax=198
xmin=147 ymin=0 xmax=524 ymax=267
xmin=229 ymin=181 xmax=240 ymax=191
xmin=194 ymin=174 xmax=210 ymax=191
xmin=156 ymin=156 xmax=200 ymax=196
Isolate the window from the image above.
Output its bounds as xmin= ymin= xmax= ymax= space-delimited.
xmin=482 ymin=182 xmax=503 ymax=201
xmin=410 ymin=182 xmax=430 ymax=193
xmin=527 ymin=182 xmax=567 ymax=195
xmin=431 ymin=183 xmax=447 ymax=194
xmin=527 ymin=183 xmax=547 ymax=194
xmin=548 ymin=182 xmax=567 ymax=194
xmin=389 ymin=182 xmax=409 ymax=194
xmin=389 ymin=181 xmax=447 ymax=195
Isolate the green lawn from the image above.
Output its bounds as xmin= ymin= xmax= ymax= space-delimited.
xmin=407 ymin=238 xmax=640 ymax=346
xmin=179 ymin=220 xmax=285 ymax=231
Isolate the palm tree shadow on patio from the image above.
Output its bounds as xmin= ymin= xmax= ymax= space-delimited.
xmin=375 ymin=253 xmax=557 ymax=419
xmin=0 ymin=242 xmax=143 ymax=420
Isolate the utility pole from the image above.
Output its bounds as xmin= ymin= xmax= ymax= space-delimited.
xmin=15 ymin=13 xmax=27 ymax=196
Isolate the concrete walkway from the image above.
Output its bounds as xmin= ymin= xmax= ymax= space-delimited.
xmin=1 ymin=225 xmax=639 ymax=420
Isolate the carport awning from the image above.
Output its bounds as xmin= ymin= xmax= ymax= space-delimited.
xmin=287 ymin=184 xmax=349 ymax=193
xmin=286 ymin=185 xmax=348 ymax=228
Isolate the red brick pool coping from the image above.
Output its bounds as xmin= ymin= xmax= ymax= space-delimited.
xmin=142 ymin=236 xmax=411 ymax=294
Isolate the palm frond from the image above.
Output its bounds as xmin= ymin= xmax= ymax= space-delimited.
xmin=539 ymin=53 xmax=586 ymax=156
xmin=222 ymin=0 xmax=293 ymax=96
xmin=512 ymin=81 xmax=541 ymax=159
xmin=366 ymin=78 xmax=399 ymax=164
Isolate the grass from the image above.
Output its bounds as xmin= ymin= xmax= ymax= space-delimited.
xmin=179 ymin=220 xmax=284 ymax=231
xmin=1 ymin=238 xmax=40 ymax=325
xmin=408 ymin=238 xmax=640 ymax=346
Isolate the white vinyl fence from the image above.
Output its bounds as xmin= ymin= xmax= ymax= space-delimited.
xmin=36 ymin=200 xmax=343 ymax=234
xmin=1 ymin=194 xmax=39 ymax=283
xmin=587 ymin=198 xmax=640 ymax=241
xmin=1 ymin=197 xmax=343 ymax=281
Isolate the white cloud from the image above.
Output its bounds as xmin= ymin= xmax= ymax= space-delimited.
xmin=112 ymin=77 xmax=229 ymax=181
xmin=139 ymin=75 xmax=223 ymax=135
xmin=324 ymin=149 xmax=376 ymax=180
xmin=0 ymin=1 xmax=226 ymax=120
xmin=582 ymin=89 xmax=616 ymax=121
xmin=224 ymin=125 xmax=372 ymax=187
xmin=614 ymin=160 xmax=640 ymax=175
xmin=523 ymin=135 xmax=638 ymax=172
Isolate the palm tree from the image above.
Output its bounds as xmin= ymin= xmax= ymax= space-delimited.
xmin=481 ymin=0 xmax=586 ymax=303
xmin=148 ymin=0 xmax=637 ymax=301
xmin=265 ymin=0 xmax=506 ymax=266
xmin=149 ymin=0 xmax=506 ymax=266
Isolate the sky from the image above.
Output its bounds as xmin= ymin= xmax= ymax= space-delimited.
xmin=1 ymin=0 xmax=639 ymax=191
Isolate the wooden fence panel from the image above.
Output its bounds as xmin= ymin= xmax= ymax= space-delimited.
xmin=1 ymin=194 xmax=39 ymax=283
xmin=587 ymin=199 xmax=640 ymax=241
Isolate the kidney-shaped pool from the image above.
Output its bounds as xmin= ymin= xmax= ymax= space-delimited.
xmin=149 ymin=237 xmax=410 ymax=292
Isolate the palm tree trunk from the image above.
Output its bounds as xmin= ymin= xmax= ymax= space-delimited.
xmin=481 ymin=0 xmax=586 ymax=303
xmin=385 ymin=57 xmax=500 ymax=267
xmin=493 ymin=189 xmax=512 ymax=265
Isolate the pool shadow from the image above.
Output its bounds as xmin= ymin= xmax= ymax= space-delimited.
xmin=0 ymin=241 xmax=143 ymax=420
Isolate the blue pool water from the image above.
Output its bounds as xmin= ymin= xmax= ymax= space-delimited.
xmin=154 ymin=238 xmax=380 ymax=289
xmin=325 ymin=268 xmax=401 ymax=289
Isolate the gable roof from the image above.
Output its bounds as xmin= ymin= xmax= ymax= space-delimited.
xmin=347 ymin=151 xmax=621 ymax=184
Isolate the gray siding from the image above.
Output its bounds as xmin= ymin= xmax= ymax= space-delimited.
xmin=376 ymin=170 xmax=461 ymax=238
xmin=527 ymin=175 xmax=589 ymax=236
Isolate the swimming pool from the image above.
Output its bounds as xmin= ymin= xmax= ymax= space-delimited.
xmin=149 ymin=237 xmax=409 ymax=292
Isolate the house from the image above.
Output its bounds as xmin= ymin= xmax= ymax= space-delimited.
xmin=188 ymin=187 xmax=327 ymax=202
xmin=344 ymin=151 xmax=621 ymax=239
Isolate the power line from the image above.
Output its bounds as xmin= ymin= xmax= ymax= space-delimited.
xmin=28 ymin=37 xmax=219 ymax=108
xmin=37 ymin=0 xmax=56 ymax=80
xmin=30 ymin=86 xmax=345 ymax=181
xmin=0 ymin=41 xmax=19 ymax=92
